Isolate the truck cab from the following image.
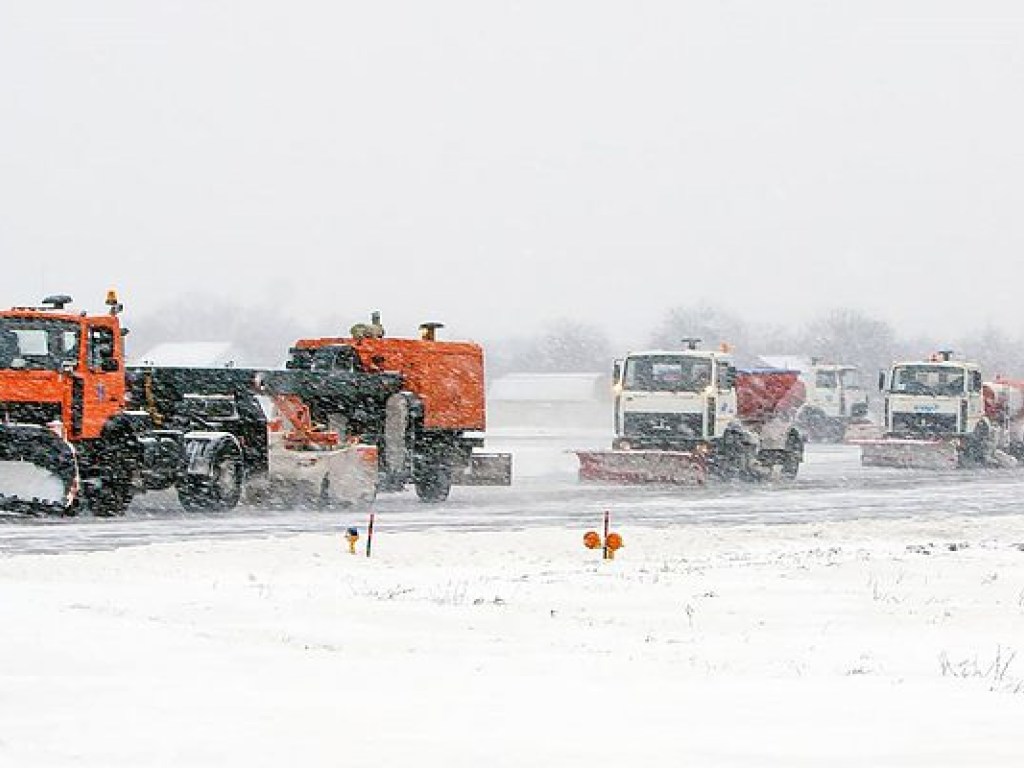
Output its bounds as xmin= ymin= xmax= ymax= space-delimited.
xmin=879 ymin=354 xmax=986 ymax=440
xmin=612 ymin=348 xmax=737 ymax=450
xmin=0 ymin=295 xmax=126 ymax=441
xmin=805 ymin=364 xmax=868 ymax=420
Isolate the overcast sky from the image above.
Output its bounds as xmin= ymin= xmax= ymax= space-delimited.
xmin=1 ymin=2 xmax=1022 ymax=344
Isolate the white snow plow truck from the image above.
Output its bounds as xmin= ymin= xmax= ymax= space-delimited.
xmin=797 ymin=362 xmax=870 ymax=441
xmin=575 ymin=341 xmax=806 ymax=485
xmin=857 ymin=351 xmax=1024 ymax=469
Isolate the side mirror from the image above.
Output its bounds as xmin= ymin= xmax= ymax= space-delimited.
xmin=612 ymin=359 xmax=622 ymax=385
xmin=877 ymin=371 xmax=886 ymax=391
xmin=101 ymin=358 xmax=120 ymax=373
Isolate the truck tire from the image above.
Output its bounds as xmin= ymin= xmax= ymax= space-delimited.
xmin=85 ymin=477 xmax=133 ymax=517
xmin=84 ymin=427 xmax=137 ymax=516
xmin=797 ymin=408 xmax=830 ymax=443
xmin=781 ymin=432 xmax=804 ymax=480
xmin=414 ymin=460 xmax=452 ymax=503
xmin=961 ymin=423 xmax=991 ymax=468
xmin=178 ymin=441 xmax=243 ymax=512
xmin=714 ymin=428 xmax=754 ymax=481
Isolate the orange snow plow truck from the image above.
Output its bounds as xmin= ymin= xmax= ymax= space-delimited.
xmin=282 ymin=314 xmax=512 ymax=502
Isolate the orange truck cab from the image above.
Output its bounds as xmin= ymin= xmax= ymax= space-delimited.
xmin=0 ymin=295 xmax=126 ymax=442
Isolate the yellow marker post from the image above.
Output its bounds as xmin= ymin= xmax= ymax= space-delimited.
xmin=345 ymin=527 xmax=359 ymax=555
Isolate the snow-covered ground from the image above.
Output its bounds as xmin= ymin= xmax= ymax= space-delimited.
xmin=2 ymin=439 xmax=1024 ymax=766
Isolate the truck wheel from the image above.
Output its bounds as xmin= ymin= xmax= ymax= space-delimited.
xmin=781 ymin=450 xmax=800 ymax=479
xmin=797 ymin=408 xmax=830 ymax=442
xmin=85 ymin=478 xmax=133 ymax=517
xmin=781 ymin=434 xmax=803 ymax=480
xmin=713 ymin=429 xmax=752 ymax=481
xmin=961 ymin=424 xmax=991 ymax=468
xmin=414 ymin=462 xmax=452 ymax=503
xmin=178 ymin=442 xmax=243 ymax=512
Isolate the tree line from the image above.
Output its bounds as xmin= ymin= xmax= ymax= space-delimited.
xmin=486 ymin=304 xmax=1024 ymax=381
xmin=124 ymin=294 xmax=1024 ymax=382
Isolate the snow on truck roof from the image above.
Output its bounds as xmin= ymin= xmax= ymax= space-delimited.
xmin=624 ymin=349 xmax=730 ymax=359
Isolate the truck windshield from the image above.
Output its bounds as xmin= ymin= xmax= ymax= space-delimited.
xmin=0 ymin=318 xmax=80 ymax=371
xmin=623 ymin=355 xmax=712 ymax=392
xmin=891 ymin=365 xmax=966 ymax=397
xmin=840 ymin=369 xmax=862 ymax=389
xmin=815 ymin=371 xmax=838 ymax=389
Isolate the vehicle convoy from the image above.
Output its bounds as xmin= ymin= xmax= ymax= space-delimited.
xmin=0 ymin=296 xmax=509 ymax=516
xmin=575 ymin=340 xmax=806 ymax=485
xmin=858 ymin=351 xmax=1024 ymax=469
xmin=0 ymin=294 xmax=388 ymax=515
xmin=282 ymin=313 xmax=512 ymax=502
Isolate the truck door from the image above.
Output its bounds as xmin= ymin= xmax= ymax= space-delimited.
xmin=714 ymin=361 xmax=738 ymax=437
xmin=80 ymin=322 xmax=126 ymax=439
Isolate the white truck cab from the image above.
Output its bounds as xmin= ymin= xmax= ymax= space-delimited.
xmin=879 ymin=354 xmax=986 ymax=440
xmin=805 ymin=363 xmax=869 ymax=420
xmin=612 ymin=344 xmax=737 ymax=449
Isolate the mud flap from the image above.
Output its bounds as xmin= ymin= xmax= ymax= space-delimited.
xmin=0 ymin=424 xmax=79 ymax=513
xmin=856 ymin=439 xmax=960 ymax=470
xmin=575 ymin=449 xmax=708 ymax=485
xmin=452 ymin=452 xmax=512 ymax=486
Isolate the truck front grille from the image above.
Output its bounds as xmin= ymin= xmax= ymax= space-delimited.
xmin=623 ymin=412 xmax=704 ymax=440
xmin=891 ymin=412 xmax=958 ymax=436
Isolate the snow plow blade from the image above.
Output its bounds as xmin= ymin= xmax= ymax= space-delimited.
xmin=0 ymin=424 xmax=79 ymax=514
xmin=856 ymin=438 xmax=960 ymax=470
xmin=253 ymin=440 xmax=379 ymax=507
xmin=452 ymin=452 xmax=513 ymax=486
xmin=575 ymin=449 xmax=708 ymax=485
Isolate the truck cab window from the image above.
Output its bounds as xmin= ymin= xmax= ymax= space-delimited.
xmin=88 ymin=326 xmax=116 ymax=370
xmin=0 ymin=318 xmax=80 ymax=370
xmin=624 ymin=356 xmax=713 ymax=393
xmin=815 ymin=371 xmax=838 ymax=389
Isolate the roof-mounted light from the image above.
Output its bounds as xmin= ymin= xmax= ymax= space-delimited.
xmin=106 ymin=289 xmax=123 ymax=316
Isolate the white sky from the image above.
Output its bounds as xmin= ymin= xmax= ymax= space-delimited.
xmin=2 ymin=1 xmax=1022 ymax=342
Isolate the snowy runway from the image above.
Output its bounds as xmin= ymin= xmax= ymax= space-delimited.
xmin=2 ymin=441 xmax=1024 ymax=765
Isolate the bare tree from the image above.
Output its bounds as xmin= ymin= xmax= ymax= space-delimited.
xmin=126 ymin=292 xmax=312 ymax=368
xmin=487 ymin=319 xmax=612 ymax=374
xmin=648 ymin=304 xmax=750 ymax=356
xmin=957 ymin=325 xmax=1024 ymax=379
xmin=800 ymin=308 xmax=899 ymax=375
